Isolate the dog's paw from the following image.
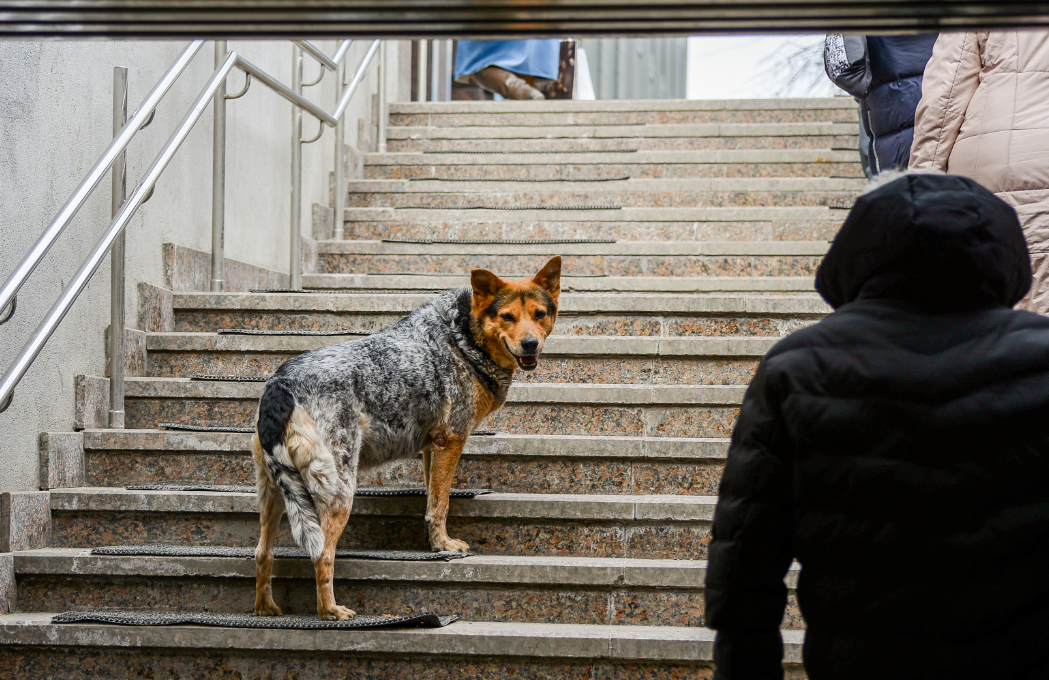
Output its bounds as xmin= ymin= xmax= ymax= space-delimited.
xmin=434 ymin=537 xmax=470 ymax=554
xmin=254 ymin=600 xmax=282 ymax=617
xmin=319 ymin=604 xmax=356 ymax=621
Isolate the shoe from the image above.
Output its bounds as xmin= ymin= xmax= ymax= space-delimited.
xmin=471 ymin=66 xmax=545 ymax=101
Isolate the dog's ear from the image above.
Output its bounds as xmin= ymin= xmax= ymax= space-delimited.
xmin=532 ymin=256 xmax=561 ymax=302
xmin=471 ymin=269 xmax=506 ymax=308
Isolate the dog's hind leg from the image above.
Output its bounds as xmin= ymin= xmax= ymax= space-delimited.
xmin=425 ymin=431 xmax=469 ymax=553
xmin=314 ymin=500 xmax=355 ymax=620
xmin=252 ymin=433 xmax=285 ymax=616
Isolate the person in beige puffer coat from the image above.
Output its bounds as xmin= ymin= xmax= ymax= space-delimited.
xmin=911 ymin=31 xmax=1049 ymax=313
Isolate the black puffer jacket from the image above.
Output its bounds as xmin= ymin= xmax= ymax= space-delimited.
xmin=705 ymin=174 xmax=1049 ymax=680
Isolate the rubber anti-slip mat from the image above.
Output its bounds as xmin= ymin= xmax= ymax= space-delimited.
xmin=92 ymin=544 xmax=471 ymax=561
xmin=125 ymin=484 xmax=493 ymax=498
xmin=53 ymin=610 xmax=458 ymax=630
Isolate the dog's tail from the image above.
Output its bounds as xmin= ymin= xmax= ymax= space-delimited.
xmin=256 ymin=382 xmax=325 ymax=561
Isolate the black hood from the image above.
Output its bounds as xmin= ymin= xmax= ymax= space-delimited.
xmin=816 ymin=174 xmax=1031 ymax=311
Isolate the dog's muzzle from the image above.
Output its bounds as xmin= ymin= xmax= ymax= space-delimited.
xmin=505 ymin=340 xmax=540 ymax=371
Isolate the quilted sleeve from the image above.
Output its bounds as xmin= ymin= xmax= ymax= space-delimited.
xmin=705 ymin=359 xmax=795 ymax=680
xmin=910 ymin=32 xmax=984 ymax=169
xmin=824 ymin=34 xmax=871 ymax=98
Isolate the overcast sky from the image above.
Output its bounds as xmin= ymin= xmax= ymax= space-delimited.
xmin=686 ymin=35 xmax=840 ymax=100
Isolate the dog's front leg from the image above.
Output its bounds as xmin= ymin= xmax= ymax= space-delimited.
xmin=425 ymin=433 xmax=469 ymax=553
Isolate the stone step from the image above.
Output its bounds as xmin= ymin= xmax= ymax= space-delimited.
xmin=145 ymin=333 xmax=769 ymax=385
xmin=389 ymin=136 xmax=857 ymax=153
xmin=301 ymin=273 xmax=814 ymax=294
xmin=341 ymin=179 xmax=862 ymax=211
xmin=365 ymin=150 xmax=862 ymax=180
xmin=171 ymin=292 xmax=828 ymax=336
xmin=119 ymin=378 xmax=745 ymax=436
xmin=0 ymin=612 xmax=807 ymax=678
xmin=82 ymin=430 xmax=729 ymax=495
xmin=49 ymin=489 xmax=717 ymax=559
xmin=389 ymin=121 xmax=854 ymax=138
xmin=11 ymin=548 xmax=802 ymax=628
xmin=315 ymin=240 xmax=826 ymax=277
xmin=342 ymin=205 xmax=847 ymax=241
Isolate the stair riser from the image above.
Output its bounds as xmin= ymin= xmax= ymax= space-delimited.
xmin=343 ymin=219 xmax=841 ymax=242
xmin=50 ymin=511 xmax=712 ymax=560
xmin=86 ymin=450 xmax=727 ymax=495
xmin=174 ymin=310 xmax=819 ymax=337
xmin=124 ymin=398 xmax=741 ymax=438
xmin=317 ymin=253 xmax=821 ymax=277
xmin=364 ymin=162 xmax=863 ymax=180
xmin=146 ymin=351 xmax=759 ymax=386
xmin=0 ymin=647 xmax=808 ymax=680
xmin=391 ymin=110 xmax=855 ymax=126
xmin=13 ymin=574 xmax=803 ymax=629
xmin=388 ymin=136 xmax=857 ymax=152
xmin=343 ymin=190 xmax=857 ymax=209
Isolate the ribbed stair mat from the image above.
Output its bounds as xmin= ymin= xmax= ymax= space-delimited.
xmin=423 ymin=149 xmax=638 ymax=154
xmin=410 ymin=176 xmax=631 ymax=182
xmin=125 ymin=484 xmax=494 ymax=498
xmin=448 ymin=122 xmax=646 ymax=127
xmin=217 ymin=328 xmax=370 ymax=336
xmin=382 ymin=237 xmax=615 ymax=245
xmin=191 ymin=375 xmax=268 ymax=382
xmin=398 ymin=204 xmax=622 ymax=211
xmin=376 ymin=272 xmax=607 ymax=278
xmin=159 ymin=423 xmax=254 ymax=433
xmin=52 ymin=610 xmax=458 ymax=630
xmin=92 ymin=544 xmax=471 ymax=562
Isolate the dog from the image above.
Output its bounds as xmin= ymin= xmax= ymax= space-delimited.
xmin=251 ymin=256 xmax=561 ymax=620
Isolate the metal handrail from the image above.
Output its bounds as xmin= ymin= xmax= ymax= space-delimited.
xmin=0 ymin=40 xmax=204 ymax=326
xmin=0 ymin=38 xmax=383 ymax=414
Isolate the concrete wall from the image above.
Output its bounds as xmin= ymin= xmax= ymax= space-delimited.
xmin=0 ymin=39 xmax=408 ymax=492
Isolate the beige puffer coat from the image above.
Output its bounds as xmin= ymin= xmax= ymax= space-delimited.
xmin=911 ymin=31 xmax=1049 ymax=313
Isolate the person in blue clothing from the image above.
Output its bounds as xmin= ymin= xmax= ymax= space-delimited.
xmin=824 ymin=34 xmax=938 ymax=172
xmin=454 ymin=39 xmax=561 ymax=101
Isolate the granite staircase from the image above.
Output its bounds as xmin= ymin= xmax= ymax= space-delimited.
xmin=0 ymin=98 xmax=861 ymax=678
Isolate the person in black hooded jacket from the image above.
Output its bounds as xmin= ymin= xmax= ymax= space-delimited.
xmin=705 ymin=172 xmax=1049 ymax=680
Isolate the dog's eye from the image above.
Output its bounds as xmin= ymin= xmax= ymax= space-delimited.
xmin=535 ymin=310 xmax=547 ymax=320
xmin=500 ymin=313 xmax=515 ymax=322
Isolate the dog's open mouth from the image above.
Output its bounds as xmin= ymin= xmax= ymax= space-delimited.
xmin=505 ymin=341 xmax=540 ymax=371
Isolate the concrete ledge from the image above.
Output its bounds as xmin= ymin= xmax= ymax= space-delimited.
xmin=316 ymin=240 xmax=830 ymax=256
xmin=73 ymin=375 xmax=109 ymax=431
xmin=390 ymin=97 xmax=853 ymax=113
xmin=48 ymin=489 xmax=718 ymax=522
xmin=345 ymin=177 xmax=865 ymax=193
xmin=0 ymin=492 xmax=50 ymax=552
xmin=388 ymin=122 xmax=856 ymax=140
xmin=122 ymin=378 xmax=748 ymax=406
xmin=0 ymin=555 xmax=12 ymax=614
xmin=172 ymin=291 xmax=830 ymax=315
xmin=344 ymin=204 xmax=842 ymax=222
xmin=365 ymin=148 xmax=859 ymax=165
xmin=0 ymin=612 xmax=805 ymax=662
xmin=38 ymin=432 xmax=84 ymax=490
xmin=137 ymin=282 xmax=174 ymax=333
xmin=82 ymin=430 xmax=730 ymax=461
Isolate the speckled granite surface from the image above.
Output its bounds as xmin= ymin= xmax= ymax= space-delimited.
xmin=0 ymin=491 xmax=50 ymax=552
xmin=163 ymin=242 xmax=289 ymax=293
xmin=38 ymin=432 xmax=84 ymax=490
xmin=73 ymin=375 xmax=109 ymax=430
xmin=137 ymin=282 xmax=174 ymax=333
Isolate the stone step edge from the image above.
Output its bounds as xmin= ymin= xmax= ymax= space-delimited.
xmin=314 ymin=240 xmax=830 ymax=256
xmin=301 ymin=274 xmax=815 ymax=293
xmin=123 ymin=378 xmax=749 ymax=405
xmin=13 ymin=548 xmax=799 ymax=589
xmin=343 ymin=205 xmax=847 ymax=221
xmin=49 ymin=488 xmax=718 ymax=522
xmin=365 ymin=149 xmax=859 ymax=164
xmin=388 ymin=122 xmax=856 ymax=139
xmin=171 ymin=291 xmax=830 ymax=314
xmin=81 ymin=430 xmax=729 ymax=460
xmin=389 ymin=97 xmax=852 ymax=113
xmin=144 ymin=333 xmax=778 ymax=357
xmin=0 ymin=613 xmax=805 ymax=663
xmin=343 ymin=177 xmax=865 ymax=191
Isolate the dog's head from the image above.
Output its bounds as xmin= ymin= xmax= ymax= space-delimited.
xmin=470 ymin=256 xmax=561 ymax=372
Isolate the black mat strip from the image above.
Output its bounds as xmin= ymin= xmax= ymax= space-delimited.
xmin=159 ymin=423 xmax=253 ymax=433
xmin=826 ymin=203 xmax=854 ymax=209
xmin=399 ymin=204 xmax=621 ymax=211
xmin=191 ymin=375 xmax=269 ymax=382
xmin=375 ymin=272 xmax=608 ymax=278
xmin=125 ymin=484 xmax=493 ymax=498
xmin=92 ymin=544 xmax=470 ymax=562
xmin=217 ymin=328 xmax=370 ymax=336
xmin=410 ymin=176 xmax=630 ymax=182
xmin=448 ymin=122 xmax=646 ymax=127
xmin=53 ymin=610 xmax=458 ymax=630
xmin=381 ymin=237 xmax=615 ymax=245
xmin=423 ymin=149 xmax=639 ymax=154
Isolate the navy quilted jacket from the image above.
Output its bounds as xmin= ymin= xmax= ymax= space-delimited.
xmin=705 ymin=174 xmax=1049 ymax=680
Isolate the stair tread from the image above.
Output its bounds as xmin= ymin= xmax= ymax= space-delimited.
xmin=345 ymin=177 xmax=864 ymax=191
xmin=315 ymin=239 xmax=830 ymax=255
xmin=388 ymin=122 xmax=856 ymax=139
xmin=366 ymin=148 xmax=859 ymax=164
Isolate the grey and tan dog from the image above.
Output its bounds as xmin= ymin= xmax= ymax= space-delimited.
xmin=252 ymin=256 xmax=561 ymax=620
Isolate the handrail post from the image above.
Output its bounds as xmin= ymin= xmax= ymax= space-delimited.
xmin=211 ymin=39 xmax=227 ymax=293
xmin=333 ymin=58 xmax=345 ymax=240
xmin=377 ymin=40 xmax=388 ymax=154
xmin=290 ymin=44 xmax=303 ymax=290
xmin=108 ymin=67 xmax=128 ymax=429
